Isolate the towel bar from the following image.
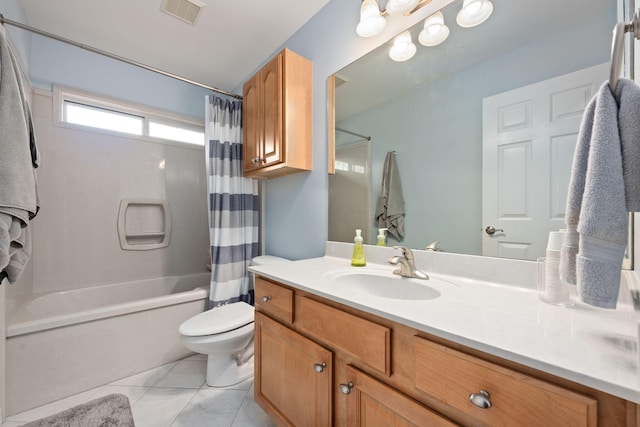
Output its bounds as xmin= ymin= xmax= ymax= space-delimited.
xmin=609 ymin=9 xmax=640 ymax=92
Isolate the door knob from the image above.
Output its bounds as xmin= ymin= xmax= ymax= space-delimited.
xmin=485 ymin=226 xmax=504 ymax=235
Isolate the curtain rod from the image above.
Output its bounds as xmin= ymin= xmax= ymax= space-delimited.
xmin=0 ymin=14 xmax=242 ymax=100
xmin=336 ymin=127 xmax=371 ymax=141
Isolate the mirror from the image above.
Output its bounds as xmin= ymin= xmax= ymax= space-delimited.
xmin=329 ymin=0 xmax=627 ymax=262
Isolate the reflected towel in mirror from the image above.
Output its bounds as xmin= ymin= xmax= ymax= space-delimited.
xmin=375 ymin=151 xmax=405 ymax=240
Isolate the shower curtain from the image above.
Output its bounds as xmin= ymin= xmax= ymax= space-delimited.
xmin=205 ymin=94 xmax=259 ymax=308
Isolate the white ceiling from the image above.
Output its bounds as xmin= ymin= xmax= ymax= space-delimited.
xmin=18 ymin=0 xmax=330 ymax=93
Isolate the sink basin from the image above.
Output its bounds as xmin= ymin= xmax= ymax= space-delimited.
xmin=324 ymin=269 xmax=446 ymax=301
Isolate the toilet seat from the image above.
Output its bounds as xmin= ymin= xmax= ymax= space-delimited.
xmin=179 ymin=302 xmax=254 ymax=337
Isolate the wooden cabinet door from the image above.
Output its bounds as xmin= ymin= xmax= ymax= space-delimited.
xmin=255 ymin=311 xmax=332 ymax=427
xmin=260 ymin=53 xmax=283 ymax=168
xmin=242 ymin=73 xmax=261 ymax=173
xmin=344 ymin=365 xmax=457 ymax=427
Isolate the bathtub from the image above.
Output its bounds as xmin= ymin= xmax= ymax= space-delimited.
xmin=5 ymin=273 xmax=210 ymax=416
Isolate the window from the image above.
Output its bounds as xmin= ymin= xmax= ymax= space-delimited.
xmin=148 ymin=121 xmax=204 ymax=145
xmin=64 ymin=101 xmax=144 ymax=136
xmin=55 ymin=86 xmax=205 ymax=146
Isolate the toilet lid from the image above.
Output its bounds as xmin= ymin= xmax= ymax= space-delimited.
xmin=251 ymin=255 xmax=290 ymax=266
xmin=179 ymin=302 xmax=254 ymax=337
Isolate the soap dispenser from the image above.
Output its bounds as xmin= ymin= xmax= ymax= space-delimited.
xmin=376 ymin=228 xmax=388 ymax=246
xmin=351 ymin=229 xmax=366 ymax=267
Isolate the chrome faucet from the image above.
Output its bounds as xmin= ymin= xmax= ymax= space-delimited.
xmin=425 ymin=241 xmax=442 ymax=252
xmin=388 ymin=246 xmax=429 ymax=280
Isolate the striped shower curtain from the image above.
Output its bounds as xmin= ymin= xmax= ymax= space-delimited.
xmin=205 ymin=94 xmax=259 ymax=308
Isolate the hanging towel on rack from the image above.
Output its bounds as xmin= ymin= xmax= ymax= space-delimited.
xmin=0 ymin=27 xmax=40 ymax=285
xmin=560 ymin=78 xmax=640 ymax=309
xmin=375 ymin=151 xmax=405 ymax=240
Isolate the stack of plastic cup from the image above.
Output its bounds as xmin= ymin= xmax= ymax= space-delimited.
xmin=538 ymin=231 xmax=575 ymax=306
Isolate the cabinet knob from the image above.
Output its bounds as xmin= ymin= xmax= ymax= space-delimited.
xmin=313 ymin=362 xmax=327 ymax=373
xmin=469 ymin=389 xmax=492 ymax=409
xmin=251 ymin=157 xmax=260 ymax=164
xmin=261 ymin=295 xmax=271 ymax=303
xmin=339 ymin=382 xmax=354 ymax=395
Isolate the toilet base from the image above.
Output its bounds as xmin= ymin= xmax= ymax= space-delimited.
xmin=205 ymin=354 xmax=254 ymax=387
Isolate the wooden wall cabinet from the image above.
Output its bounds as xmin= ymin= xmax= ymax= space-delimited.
xmin=254 ymin=276 xmax=639 ymax=427
xmin=242 ymin=48 xmax=312 ymax=179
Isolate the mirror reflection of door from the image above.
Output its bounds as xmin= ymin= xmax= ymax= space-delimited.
xmin=482 ymin=63 xmax=608 ymax=260
xmin=329 ymin=141 xmax=372 ymax=244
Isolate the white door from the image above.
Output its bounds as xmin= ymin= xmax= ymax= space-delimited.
xmin=328 ymin=141 xmax=372 ymax=243
xmin=482 ymin=63 xmax=608 ymax=260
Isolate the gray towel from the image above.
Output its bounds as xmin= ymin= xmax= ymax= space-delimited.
xmin=375 ymin=151 xmax=405 ymax=240
xmin=560 ymin=79 xmax=640 ymax=309
xmin=0 ymin=27 xmax=39 ymax=284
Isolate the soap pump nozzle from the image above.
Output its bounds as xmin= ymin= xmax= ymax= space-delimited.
xmin=377 ymin=228 xmax=388 ymax=246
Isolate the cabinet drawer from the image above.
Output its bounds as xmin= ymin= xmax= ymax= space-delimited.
xmin=296 ymin=296 xmax=390 ymax=375
xmin=414 ymin=337 xmax=597 ymax=426
xmin=255 ymin=277 xmax=293 ymax=323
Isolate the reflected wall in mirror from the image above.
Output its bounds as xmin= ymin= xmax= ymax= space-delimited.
xmin=330 ymin=0 xmax=623 ymax=261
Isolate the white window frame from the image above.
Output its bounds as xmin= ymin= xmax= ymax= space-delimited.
xmin=53 ymin=85 xmax=205 ymax=148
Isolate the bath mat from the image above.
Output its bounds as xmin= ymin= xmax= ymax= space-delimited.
xmin=22 ymin=393 xmax=135 ymax=427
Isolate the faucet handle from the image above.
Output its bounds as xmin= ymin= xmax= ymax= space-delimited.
xmin=392 ymin=246 xmax=413 ymax=258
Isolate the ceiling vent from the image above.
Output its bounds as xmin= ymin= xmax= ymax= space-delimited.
xmin=160 ymin=0 xmax=205 ymax=25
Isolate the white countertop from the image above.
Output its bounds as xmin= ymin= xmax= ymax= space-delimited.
xmin=250 ymin=248 xmax=640 ymax=403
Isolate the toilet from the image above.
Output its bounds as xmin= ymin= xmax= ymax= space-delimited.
xmin=179 ymin=255 xmax=290 ymax=387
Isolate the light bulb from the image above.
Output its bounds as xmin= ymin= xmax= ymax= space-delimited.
xmin=389 ymin=31 xmax=416 ymax=62
xmin=464 ymin=0 xmax=482 ymax=15
xmin=386 ymin=0 xmax=420 ymax=16
xmin=356 ymin=0 xmax=386 ymax=37
xmin=456 ymin=0 xmax=493 ymax=28
xmin=418 ymin=12 xmax=449 ymax=47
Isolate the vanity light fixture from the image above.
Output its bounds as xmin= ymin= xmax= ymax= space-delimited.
xmin=456 ymin=0 xmax=493 ymax=28
xmin=386 ymin=0 xmax=421 ymax=16
xmin=389 ymin=30 xmax=417 ymax=61
xmin=356 ymin=0 xmax=387 ymax=37
xmin=356 ymin=0 xmax=433 ymax=38
xmin=418 ymin=11 xmax=449 ymax=46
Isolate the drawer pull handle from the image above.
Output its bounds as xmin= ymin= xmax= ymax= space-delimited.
xmin=313 ymin=362 xmax=327 ymax=373
xmin=261 ymin=296 xmax=272 ymax=303
xmin=339 ymin=382 xmax=354 ymax=395
xmin=469 ymin=390 xmax=492 ymax=409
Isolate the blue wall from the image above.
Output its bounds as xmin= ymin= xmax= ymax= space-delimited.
xmin=29 ymin=36 xmax=211 ymax=119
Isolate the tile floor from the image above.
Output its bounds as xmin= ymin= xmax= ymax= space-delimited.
xmin=2 ymin=354 xmax=275 ymax=427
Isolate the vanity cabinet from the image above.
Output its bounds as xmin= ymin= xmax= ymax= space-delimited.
xmin=242 ymin=48 xmax=312 ymax=179
xmin=254 ymin=275 xmax=639 ymax=427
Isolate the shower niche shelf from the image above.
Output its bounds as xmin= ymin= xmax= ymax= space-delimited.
xmin=117 ymin=198 xmax=171 ymax=250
